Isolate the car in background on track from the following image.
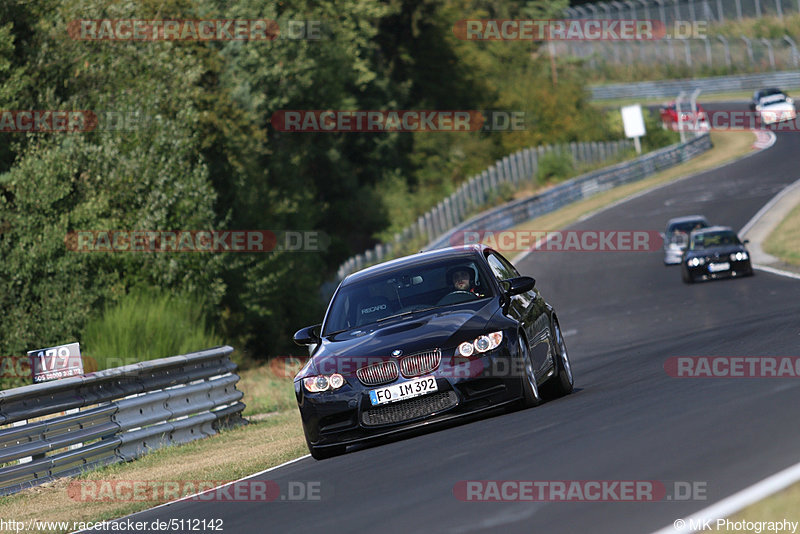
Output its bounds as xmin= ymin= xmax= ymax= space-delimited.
xmin=750 ymin=88 xmax=797 ymax=125
xmin=681 ymin=226 xmax=753 ymax=284
xmin=659 ymin=101 xmax=710 ymax=131
xmin=663 ymin=215 xmax=709 ymax=265
xmin=292 ymin=245 xmax=574 ymax=459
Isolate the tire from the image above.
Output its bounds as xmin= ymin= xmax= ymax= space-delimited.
xmin=542 ymin=318 xmax=574 ymax=399
xmin=306 ymin=436 xmax=346 ymax=460
xmin=682 ymin=267 xmax=694 ymax=284
xmin=519 ymin=334 xmax=542 ymax=408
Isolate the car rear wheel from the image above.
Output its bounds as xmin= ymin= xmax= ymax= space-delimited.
xmin=519 ymin=334 xmax=542 ymax=408
xmin=542 ymin=319 xmax=574 ymax=399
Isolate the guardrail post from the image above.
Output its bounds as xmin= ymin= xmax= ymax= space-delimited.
xmin=784 ymin=35 xmax=799 ymax=67
xmin=741 ymin=35 xmax=754 ymax=67
xmin=761 ymin=38 xmax=776 ymax=69
xmin=718 ymin=36 xmax=732 ymax=68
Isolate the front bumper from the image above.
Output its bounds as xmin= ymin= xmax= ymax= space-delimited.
xmin=685 ymin=259 xmax=752 ymax=281
xmin=296 ymin=346 xmax=523 ymax=449
xmin=760 ymin=108 xmax=797 ymax=125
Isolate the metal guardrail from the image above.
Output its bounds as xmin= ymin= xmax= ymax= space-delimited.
xmin=0 ymin=346 xmax=245 ymax=496
xmin=564 ymin=0 xmax=800 ymax=23
xmin=426 ymin=133 xmax=713 ymax=250
xmin=335 ymin=139 xmax=634 ymax=281
xmin=591 ymin=70 xmax=800 ymax=100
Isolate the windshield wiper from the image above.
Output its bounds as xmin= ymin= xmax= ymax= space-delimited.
xmin=376 ymin=305 xmax=440 ymax=323
xmin=324 ymin=328 xmax=351 ymax=337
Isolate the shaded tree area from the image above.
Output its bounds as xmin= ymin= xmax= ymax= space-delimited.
xmin=0 ymin=0 xmax=617 ymax=362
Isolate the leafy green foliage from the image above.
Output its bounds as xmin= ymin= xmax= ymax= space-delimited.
xmin=536 ymin=150 xmax=574 ymax=184
xmin=0 ymin=0 xmax=637 ymax=370
xmin=82 ymin=288 xmax=223 ymax=370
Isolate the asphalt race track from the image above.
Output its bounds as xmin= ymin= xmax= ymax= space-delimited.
xmin=121 ymin=105 xmax=800 ymax=534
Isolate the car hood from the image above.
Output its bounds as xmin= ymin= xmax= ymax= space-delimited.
xmin=685 ymin=244 xmax=746 ymax=259
xmin=761 ymin=101 xmax=794 ymax=111
xmin=297 ymin=299 xmax=499 ymax=379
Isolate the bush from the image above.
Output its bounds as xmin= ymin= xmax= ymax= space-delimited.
xmin=536 ymin=150 xmax=575 ymax=184
xmin=81 ymin=289 xmax=223 ymax=370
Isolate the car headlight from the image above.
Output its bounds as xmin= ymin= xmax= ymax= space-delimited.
xmin=303 ymin=373 xmax=345 ymax=393
xmin=730 ymin=251 xmax=749 ymax=261
xmin=688 ymin=257 xmax=705 ymax=267
xmin=458 ymin=331 xmax=503 ymax=357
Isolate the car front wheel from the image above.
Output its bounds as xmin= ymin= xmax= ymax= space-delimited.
xmin=519 ymin=334 xmax=542 ymax=408
xmin=542 ymin=319 xmax=574 ymax=399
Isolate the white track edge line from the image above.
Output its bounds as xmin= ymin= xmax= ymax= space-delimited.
xmin=71 ymin=454 xmax=311 ymax=533
xmin=752 ymin=263 xmax=800 ymax=280
xmin=651 ymin=459 xmax=800 ymax=533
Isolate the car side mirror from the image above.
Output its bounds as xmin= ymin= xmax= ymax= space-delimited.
xmin=743 ymin=239 xmax=750 ymax=244
xmin=502 ymin=276 xmax=536 ymax=296
xmin=293 ymin=324 xmax=321 ymax=346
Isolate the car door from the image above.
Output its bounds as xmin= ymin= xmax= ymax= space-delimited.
xmin=485 ymin=251 xmax=551 ymax=375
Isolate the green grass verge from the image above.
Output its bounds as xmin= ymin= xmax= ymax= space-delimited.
xmin=723 ymin=480 xmax=800 ymax=530
xmin=763 ymin=201 xmax=800 ymax=266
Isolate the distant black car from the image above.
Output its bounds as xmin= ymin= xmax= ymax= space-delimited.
xmin=681 ymin=226 xmax=753 ymax=284
xmin=293 ymin=245 xmax=574 ymax=459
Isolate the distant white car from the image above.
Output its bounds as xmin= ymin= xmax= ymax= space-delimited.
xmin=663 ymin=215 xmax=709 ymax=265
xmin=750 ymin=88 xmax=796 ymax=125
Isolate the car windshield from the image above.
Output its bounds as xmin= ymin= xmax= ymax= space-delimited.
xmin=667 ymin=220 xmax=707 ymax=243
xmin=323 ymin=258 xmax=493 ymax=335
xmin=690 ymin=230 xmax=740 ymax=250
xmin=758 ymin=89 xmax=787 ymax=103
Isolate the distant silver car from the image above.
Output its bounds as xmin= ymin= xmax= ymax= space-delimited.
xmin=750 ymin=88 xmax=797 ymax=125
xmin=663 ymin=215 xmax=709 ymax=265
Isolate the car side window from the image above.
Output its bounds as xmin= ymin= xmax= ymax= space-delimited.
xmin=486 ymin=253 xmax=518 ymax=281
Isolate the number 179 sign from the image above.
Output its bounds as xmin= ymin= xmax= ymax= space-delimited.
xmin=27 ymin=342 xmax=83 ymax=383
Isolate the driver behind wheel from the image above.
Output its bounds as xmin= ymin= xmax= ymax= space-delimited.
xmin=447 ymin=266 xmax=485 ymax=297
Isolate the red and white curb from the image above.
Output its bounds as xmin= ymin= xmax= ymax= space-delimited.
xmin=751 ymin=129 xmax=777 ymax=150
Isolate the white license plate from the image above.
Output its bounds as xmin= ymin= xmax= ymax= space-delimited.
xmin=708 ymin=262 xmax=730 ymax=273
xmin=369 ymin=376 xmax=437 ymax=406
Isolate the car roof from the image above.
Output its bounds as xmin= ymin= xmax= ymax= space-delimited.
xmin=666 ymin=215 xmax=708 ymax=224
xmin=342 ymin=245 xmax=487 ymax=285
xmin=756 ymin=88 xmax=785 ymax=97
xmin=690 ymin=225 xmax=734 ymax=235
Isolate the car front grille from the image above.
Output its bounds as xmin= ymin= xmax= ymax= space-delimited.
xmin=361 ymin=391 xmax=458 ymax=426
xmin=400 ymin=349 xmax=441 ymax=378
xmin=356 ymin=360 xmax=399 ymax=386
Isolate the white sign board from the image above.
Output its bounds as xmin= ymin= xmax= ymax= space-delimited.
xmin=621 ymin=104 xmax=646 ymax=138
xmin=28 ymin=342 xmax=83 ymax=383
